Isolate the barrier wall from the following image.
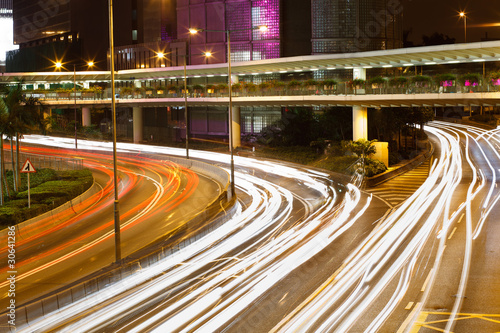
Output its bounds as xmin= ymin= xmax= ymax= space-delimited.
xmin=1 ymin=154 xmax=235 ymax=332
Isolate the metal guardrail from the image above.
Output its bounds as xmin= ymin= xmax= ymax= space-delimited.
xmin=3 ymin=152 xmax=83 ymax=171
xmin=2 ymin=154 xmax=233 ymax=332
xmin=21 ymin=82 xmax=500 ymax=102
xmin=8 ymin=203 xmax=238 ymax=332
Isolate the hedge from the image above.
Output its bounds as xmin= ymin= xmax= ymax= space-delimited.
xmin=0 ymin=169 xmax=93 ymax=227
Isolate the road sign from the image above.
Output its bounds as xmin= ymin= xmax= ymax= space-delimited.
xmin=20 ymin=159 xmax=36 ymax=173
xmin=20 ymin=159 xmax=36 ymax=208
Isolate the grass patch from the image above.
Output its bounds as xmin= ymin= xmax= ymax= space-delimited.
xmin=256 ymin=146 xmax=321 ymax=165
xmin=0 ymin=169 xmax=93 ymax=227
xmin=255 ymin=146 xmax=387 ymax=176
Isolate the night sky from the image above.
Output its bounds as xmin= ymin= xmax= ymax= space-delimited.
xmin=403 ymin=0 xmax=500 ymax=44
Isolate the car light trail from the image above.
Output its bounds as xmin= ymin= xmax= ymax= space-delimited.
xmin=12 ymin=120 xmax=500 ymax=333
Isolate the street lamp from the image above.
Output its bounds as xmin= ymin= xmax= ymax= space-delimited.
xmin=157 ymin=52 xmax=190 ymax=159
xmin=109 ymin=0 xmax=121 ymax=263
xmin=459 ymin=12 xmax=467 ymax=43
xmin=189 ymin=25 xmax=267 ymax=198
xmin=73 ymin=64 xmax=77 ymax=149
xmin=72 ymin=61 xmax=95 ymax=150
xmin=181 ymin=54 xmax=189 ymax=160
xmin=53 ymin=60 xmax=79 ymax=149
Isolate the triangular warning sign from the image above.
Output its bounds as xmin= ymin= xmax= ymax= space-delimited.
xmin=20 ymin=159 xmax=36 ymax=173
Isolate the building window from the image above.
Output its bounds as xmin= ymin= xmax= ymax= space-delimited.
xmin=132 ymin=30 xmax=138 ymax=41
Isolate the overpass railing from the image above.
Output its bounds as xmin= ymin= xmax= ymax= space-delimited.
xmin=3 ymin=152 xmax=84 ymax=171
xmin=22 ymin=82 xmax=500 ymax=102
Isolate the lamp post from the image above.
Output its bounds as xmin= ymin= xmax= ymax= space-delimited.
xmin=54 ymin=61 xmax=79 ymax=149
xmin=109 ymin=0 xmax=121 ymax=263
xmin=183 ymin=54 xmax=189 ymax=160
xmin=158 ymin=52 xmax=190 ymax=159
xmin=54 ymin=60 xmax=95 ymax=149
xmin=189 ymin=26 xmax=267 ymax=198
xmin=459 ymin=12 xmax=467 ymax=43
xmin=73 ymin=64 xmax=78 ymax=149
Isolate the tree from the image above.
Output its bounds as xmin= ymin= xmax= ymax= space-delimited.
xmin=0 ymin=84 xmax=44 ymax=197
xmin=318 ymin=107 xmax=352 ymax=141
xmin=0 ymin=98 xmax=8 ymax=205
xmin=347 ymin=139 xmax=377 ymax=159
xmin=259 ymin=108 xmax=319 ymax=147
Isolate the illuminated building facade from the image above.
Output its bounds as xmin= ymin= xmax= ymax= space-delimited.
xmin=312 ymin=0 xmax=403 ymax=54
xmin=0 ymin=0 xmax=16 ymax=69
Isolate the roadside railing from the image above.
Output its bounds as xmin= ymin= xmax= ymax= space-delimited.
xmin=1 ymin=154 xmax=234 ymax=331
xmin=3 ymin=152 xmax=84 ymax=171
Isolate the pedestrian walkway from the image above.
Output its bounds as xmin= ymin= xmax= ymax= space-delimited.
xmin=366 ymin=159 xmax=431 ymax=207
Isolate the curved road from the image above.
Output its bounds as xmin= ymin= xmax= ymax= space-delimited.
xmin=0 ymin=141 xmax=221 ymax=310
xmin=6 ymin=122 xmax=500 ymax=332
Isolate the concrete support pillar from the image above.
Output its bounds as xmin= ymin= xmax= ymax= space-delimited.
xmin=352 ymin=67 xmax=368 ymax=140
xmin=82 ymin=107 xmax=91 ymax=127
xmin=133 ymin=107 xmax=143 ymax=143
xmin=134 ymin=80 xmax=142 ymax=88
xmin=83 ymin=82 xmax=90 ymax=89
xmin=352 ymin=106 xmax=368 ymax=141
xmin=33 ymin=83 xmax=39 ymax=90
xmin=231 ymin=106 xmax=241 ymax=148
xmin=44 ymin=83 xmax=50 ymax=90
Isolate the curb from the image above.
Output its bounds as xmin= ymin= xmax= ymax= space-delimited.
xmin=365 ymin=142 xmax=434 ymax=188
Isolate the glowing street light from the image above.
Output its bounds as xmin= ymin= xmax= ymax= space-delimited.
xmin=459 ymin=11 xmax=467 ymax=43
xmin=157 ymin=51 xmax=190 ymax=159
xmin=156 ymin=52 xmax=166 ymax=68
xmin=109 ymin=0 xmax=121 ymax=263
xmin=189 ymin=25 xmax=267 ymax=198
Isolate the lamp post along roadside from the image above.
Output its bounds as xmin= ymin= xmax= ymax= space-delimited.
xmin=109 ymin=0 xmax=121 ymax=263
xmin=55 ymin=60 xmax=94 ymax=149
xmin=189 ymin=25 xmax=267 ymax=198
xmin=158 ymin=51 xmax=190 ymax=159
xmin=183 ymin=54 xmax=189 ymax=159
xmin=73 ymin=64 xmax=77 ymax=149
xmin=459 ymin=12 xmax=467 ymax=43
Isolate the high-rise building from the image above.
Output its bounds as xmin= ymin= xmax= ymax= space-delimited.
xmin=9 ymin=0 xmax=107 ymax=71
xmin=8 ymin=0 xmax=402 ymax=72
xmin=311 ymin=0 xmax=403 ymax=54
xmin=114 ymin=0 xmax=402 ymax=70
xmin=179 ymin=0 xmax=281 ymax=65
xmin=7 ymin=0 xmax=165 ymax=72
xmin=0 ymin=0 xmax=17 ymax=70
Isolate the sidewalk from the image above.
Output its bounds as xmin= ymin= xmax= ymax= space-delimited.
xmin=365 ymin=144 xmax=433 ymax=188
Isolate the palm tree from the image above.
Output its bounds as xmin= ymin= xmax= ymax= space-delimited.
xmin=0 ymin=98 xmax=8 ymax=205
xmin=0 ymin=84 xmax=44 ymax=196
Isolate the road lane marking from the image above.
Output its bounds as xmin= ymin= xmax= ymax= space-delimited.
xmin=421 ymin=269 xmax=434 ymax=292
xmin=405 ymin=302 xmax=414 ymax=310
xmin=397 ymin=302 xmax=421 ymax=333
xmin=408 ymin=312 xmax=500 ymax=332
xmin=458 ymin=213 xmax=464 ymax=223
xmin=448 ymin=227 xmax=457 ymax=240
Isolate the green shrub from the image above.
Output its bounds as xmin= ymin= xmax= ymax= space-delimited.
xmin=368 ymin=76 xmax=386 ymax=85
xmin=0 ymin=169 xmax=93 ymax=227
xmin=389 ymin=76 xmax=408 ymax=87
xmin=364 ymin=158 xmax=387 ymax=177
xmin=258 ymin=146 xmax=319 ymax=165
